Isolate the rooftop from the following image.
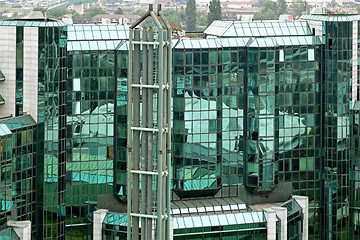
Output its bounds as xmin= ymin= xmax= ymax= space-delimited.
xmin=204 ymin=20 xmax=311 ymax=37
xmin=301 ymin=14 xmax=360 ymax=22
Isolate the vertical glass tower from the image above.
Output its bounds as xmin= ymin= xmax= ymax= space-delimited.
xmin=0 ymin=16 xmax=68 ymax=239
xmin=65 ymin=25 xmax=128 ymax=239
xmin=36 ymin=21 xmax=68 ymax=240
xmin=303 ymin=14 xmax=360 ymax=239
xmin=322 ymin=20 xmax=352 ymax=240
xmin=0 ymin=116 xmax=37 ymax=233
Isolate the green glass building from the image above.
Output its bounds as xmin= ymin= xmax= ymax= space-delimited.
xmin=1 ymin=9 xmax=360 ymax=240
xmin=0 ymin=16 xmax=67 ymax=239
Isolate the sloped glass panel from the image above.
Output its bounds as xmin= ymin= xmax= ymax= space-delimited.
xmin=89 ymin=41 xmax=99 ymax=50
xmin=200 ymin=216 xmax=211 ymax=227
xmin=227 ymin=214 xmax=237 ymax=225
xmin=93 ymin=31 xmax=102 ymax=39
xmin=76 ymin=31 xmax=85 ymax=40
xmin=192 ymin=216 xmax=202 ymax=227
xmin=80 ymin=41 xmax=90 ymax=51
xmin=243 ymin=212 xmax=253 ymax=223
xmin=0 ymin=94 xmax=4 ymax=104
xmin=0 ymin=70 xmax=5 ymax=81
xmin=223 ymin=24 xmax=237 ymax=37
xmin=0 ymin=124 xmax=11 ymax=136
xmin=183 ymin=216 xmax=194 ymax=228
xmin=235 ymin=213 xmax=245 ymax=224
xmin=209 ymin=215 xmax=220 ymax=226
xmin=101 ymin=30 xmax=110 ymax=40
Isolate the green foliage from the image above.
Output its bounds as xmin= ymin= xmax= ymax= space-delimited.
xmin=134 ymin=9 xmax=146 ymax=16
xmin=114 ymin=8 xmax=124 ymax=14
xmin=162 ymin=8 xmax=185 ymax=29
xmin=290 ymin=0 xmax=311 ymax=18
xmin=357 ymin=5 xmax=360 ymax=14
xmin=327 ymin=0 xmax=337 ymax=8
xmin=185 ymin=0 xmax=197 ymax=31
xmin=197 ymin=11 xmax=208 ymax=28
xmin=33 ymin=7 xmax=47 ymax=14
xmin=253 ymin=0 xmax=266 ymax=7
xmin=253 ymin=8 xmax=278 ymax=20
xmin=223 ymin=13 xmax=238 ymax=21
xmin=207 ymin=0 xmax=222 ymax=26
xmin=277 ymin=0 xmax=287 ymax=15
xmin=48 ymin=8 xmax=70 ymax=18
xmin=84 ymin=7 xmax=107 ymax=18
xmin=253 ymin=0 xmax=279 ymax=20
xmin=72 ymin=11 xmax=81 ymax=21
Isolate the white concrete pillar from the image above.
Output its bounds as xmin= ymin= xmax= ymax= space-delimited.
xmin=263 ymin=208 xmax=277 ymax=240
xmin=93 ymin=209 xmax=108 ymax=240
xmin=23 ymin=27 xmax=39 ymax=122
xmin=292 ymin=195 xmax=308 ymax=240
xmin=169 ymin=216 xmax=173 ymax=240
xmin=7 ymin=220 xmax=31 ymax=240
xmin=272 ymin=206 xmax=287 ymax=240
xmin=0 ymin=26 xmax=16 ymax=118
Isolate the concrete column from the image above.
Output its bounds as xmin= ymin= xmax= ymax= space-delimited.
xmin=263 ymin=208 xmax=277 ymax=240
xmin=272 ymin=206 xmax=287 ymax=240
xmin=0 ymin=26 xmax=16 ymax=117
xmin=93 ymin=209 xmax=108 ymax=240
xmin=169 ymin=216 xmax=173 ymax=240
xmin=23 ymin=27 xmax=39 ymax=122
xmin=7 ymin=220 xmax=31 ymax=240
xmin=292 ymin=195 xmax=308 ymax=240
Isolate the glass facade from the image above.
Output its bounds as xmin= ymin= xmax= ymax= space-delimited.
xmin=65 ymin=25 xmax=126 ymax=239
xmin=171 ymin=35 xmax=322 ymax=203
xmin=16 ymin=26 xmax=24 ymax=116
xmin=0 ymin=228 xmax=20 ymax=240
xmin=281 ymin=199 xmax=303 ymax=239
xmin=36 ymin=23 xmax=67 ymax=240
xmin=101 ymin=212 xmax=127 ymax=239
xmin=114 ymin=46 xmax=128 ymax=200
xmin=66 ymin=48 xmax=116 ymax=239
xmin=173 ymin=212 xmax=267 ymax=240
xmin=0 ymin=116 xmax=37 ymax=236
xmin=321 ymin=20 xmax=353 ymax=240
xmin=2 ymin=13 xmax=360 ymax=240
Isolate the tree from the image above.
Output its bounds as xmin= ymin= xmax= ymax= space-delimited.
xmin=162 ymin=8 xmax=185 ymax=29
xmin=253 ymin=0 xmax=279 ymax=20
xmin=291 ymin=0 xmax=311 ymax=18
xmin=114 ymin=8 xmax=124 ymax=14
xmin=223 ymin=13 xmax=238 ymax=21
xmin=327 ymin=0 xmax=336 ymax=8
xmin=134 ymin=9 xmax=146 ymax=16
xmin=32 ymin=7 xmax=47 ymax=14
xmin=207 ymin=0 xmax=222 ymax=26
xmin=253 ymin=8 xmax=278 ymax=20
xmin=84 ymin=7 xmax=107 ymax=18
xmin=277 ymin=0 xmax=287 ymax=15
xmin=48 ymin=8 xmax=70 ymax=18
xmin=185 ymin=0 xmax=197 ymax=31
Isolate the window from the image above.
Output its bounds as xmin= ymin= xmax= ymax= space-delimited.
xmin=328 ymin=38 xmax=333 ymax=50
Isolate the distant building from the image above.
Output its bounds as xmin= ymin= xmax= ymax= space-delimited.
xmin=92 ymin=14 xmax=141 ymax=25
xmin=155 ymin=0 xmax=172 ymax=6
xmin=221 ymin=1 xmax=252 ymax=8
